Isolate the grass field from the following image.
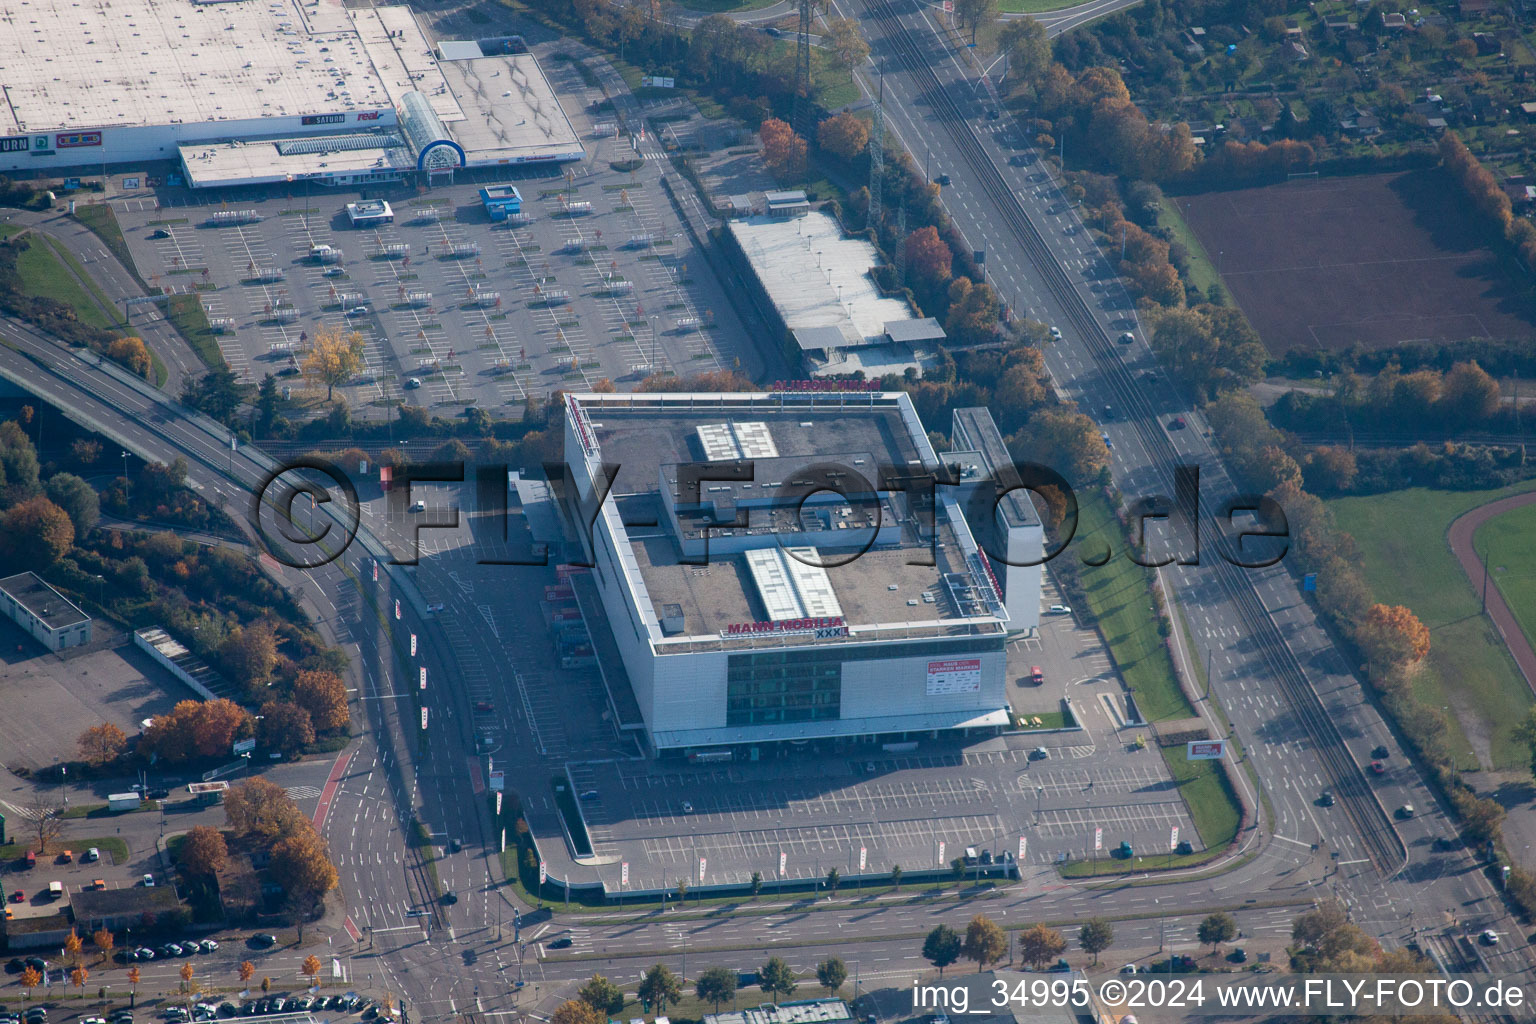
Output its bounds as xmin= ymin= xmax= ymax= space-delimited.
xmin=998 ymin=0 xmax=1092 ymax=13
xmin=15 ymin=234 xmax=120 ymax=331
xmin=163 ymin=292 xmax=226 ymax=369
xmin=1075 ymin=492 xmax=1194 ymax=723
xmin=1474 ymin=502 xmax=1536 ymax=661
xmin=1329 ymin=481 xmax=1536 ymax=769
xmin=1156 ymin=197 xmax=1228 ymax=303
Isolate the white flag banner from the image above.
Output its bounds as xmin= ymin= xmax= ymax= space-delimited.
xmin=621 ymin=861 xmax=629 ymax=886
xmin=1094 ymin=827 xmax=1103 ymax=851
xmin=698 ymin=856 xmax=707 ymax=882
xmin=539 ymin=861 xmax=547 ymax=885
xmin=1170 ymin=826 xmax=1179 ymax=851
xmin=778 ymin=851 xmax=786 ymax=876
xmin=394 ymin=599 xmax=400 ymax=619
xmin=938 ymin=840 xmax=946 ymax=866
xmin=410 ymin=633 xmax=417 ymax=656
xmin=1018 ymin=836 xmax=1027 ymax=862
xmin=858 ymin=846 xmax=867 ymax=871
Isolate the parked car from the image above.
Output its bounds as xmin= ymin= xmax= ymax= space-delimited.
xmin=1115 ymin=841 xmax=1134 ymax=859
xmin=141 ymin=874 xmax=156 ymax=887
xmin=404 ymin=377 xmax=422 ymax=389
xmin=1029 ymin=665 xmax=1044 ymax=686
xmin=1167 ymin=416 xmax=1186 ymax=430
xmin=1028 ymin=746 xmax=1049 ymax=761
xmin=548 ymin=937 xmax=573 ymax=949
xmin=247 ymin=934 xmax=277 ymax=949
xmin=1048 ymin=604 xmax=1072 ymax=615
xmin=199 ymin=939 xmax=219 ymax=953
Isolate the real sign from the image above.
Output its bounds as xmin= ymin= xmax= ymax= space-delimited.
xmin=1187 ymin=740 xmax=1227 ymax=760
xmin=926 ymin=658 xmax=982 ymax=695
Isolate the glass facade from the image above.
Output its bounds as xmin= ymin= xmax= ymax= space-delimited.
xmin=725 ymin=635 xmax=1003 ymax=727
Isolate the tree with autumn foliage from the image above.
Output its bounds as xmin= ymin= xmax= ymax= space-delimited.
xmin=78 ymin=722 xmax=128 ymax=765
xmin=107 ymin=337 xmax=154 ymax=379
xmin=302 ymin=955 xmax=323 ymax=984
xmin=180 ymin=825 xmax=229 ymax=877
xmin=552 ymin=1001 xmax=604 ymax=1024
xmin=64 ymin=928 xmax=83 ymax=965
xmin=825 ymin=18 xmax=869 ymax=73
xmin=220 ymin=622 xmax=279 ymax=695
xmin=225 ymin=777 xmax=307 ymax=839
xmin=758 ymin=118 xmax=807 ymax=180
xmin=816 ymin=112 xmax=869 ymax=162
xmin=292 ymin=670 xmax=350 ymax=732
xmin=302 ymin=323 xmax=367 ymax=400
xmin=139 ymin=698 xmax=254 ymax=762
xmin=0 ymin=495 xmax=74 ymax=572
xmin=240 ymin=961 xmax=256 ymax=985
xmin=904 ymin=225 xmax=953 ymax=290
xmin=259 ymin=700 xmax=315 ymax=758
xmin=1357 ymin=604 xmax=1431 ymax=669
xmin=92 ymin=928 xmax=115 ymax=963
xmin=270 ymin=825 xmax=339 ymax=902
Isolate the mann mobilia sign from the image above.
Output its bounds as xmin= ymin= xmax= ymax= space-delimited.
xmin=723 ymin=616 xmax=849 ymax=639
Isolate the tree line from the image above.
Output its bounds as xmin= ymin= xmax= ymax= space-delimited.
xmin=1204 ymin=390 xmax=1535 ymax=919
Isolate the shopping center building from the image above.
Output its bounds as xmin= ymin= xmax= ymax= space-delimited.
xmin=562 ymin=390 xmax=1023 ymax=755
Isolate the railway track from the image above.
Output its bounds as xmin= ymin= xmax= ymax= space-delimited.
xmin=864 ymin=0 xmax=1405 ymax=875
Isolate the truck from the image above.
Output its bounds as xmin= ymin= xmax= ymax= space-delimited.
xmin=108 ymin=792 xmax=142 ymax=812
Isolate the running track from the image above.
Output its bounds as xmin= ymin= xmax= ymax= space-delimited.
xmin=1447 ymin=491 xmax=1536 ymax=697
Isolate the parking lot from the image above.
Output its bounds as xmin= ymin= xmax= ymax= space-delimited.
xmin=106 ymin=53 xmax=762 ymax=414
xmin=565 ymin=723 xmax=1195 ymax=891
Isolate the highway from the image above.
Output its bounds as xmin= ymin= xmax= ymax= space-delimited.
xmin=835 ymin=0 xmax=1536 ymax=978
xmin=0 ymin=6 xmax=1532 ymax=1000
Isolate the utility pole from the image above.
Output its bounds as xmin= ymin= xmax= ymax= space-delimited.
xmin=792 ymin=0 xmax=814 ymax=139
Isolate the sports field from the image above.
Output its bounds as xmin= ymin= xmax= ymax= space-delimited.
xmin=1329 ymin=481 xmax=1536 ymax=769
xmin=1182 ymin=169 xmax=1536 ymax=354
xmin=1475 ymin=502 xmax=1536 ymax=664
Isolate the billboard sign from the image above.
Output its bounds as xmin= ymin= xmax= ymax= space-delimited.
xmin=926 ymin=658 xmax=982 ymax=695
xmin=233 ymin=738 xmax=256 ymax=755
xmin=302 ymin=113 xmax=346 ymax=126
xmin=488 ymin=770 xmax=505 ymax=792
xmin=1187 ymin=740 xmax=1227 ymax=760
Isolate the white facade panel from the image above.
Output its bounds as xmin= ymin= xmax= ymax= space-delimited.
xmin=0 ymin=113 xmax=398 ymax=176
xmin=839 ymin=648 xmax=1006 ymax=722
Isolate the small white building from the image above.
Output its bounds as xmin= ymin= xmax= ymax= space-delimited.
xmin=0 ymin=572 xmax=92 ymax=652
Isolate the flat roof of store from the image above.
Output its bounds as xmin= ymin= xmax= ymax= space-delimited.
xmin=571 ymin=393 xmax=1007 ymax=645
xmin=179 ymin=134 xmax=415 ymax=188
xmin=0 ymin=0 xmax=416 ymax=133
xmin=435 ymin=54 xmax=584 ymax=165
xmin=728 ymin=211 xmax=915 ymax=347
xmin=0 ymin=572 xmax=89 ymax=631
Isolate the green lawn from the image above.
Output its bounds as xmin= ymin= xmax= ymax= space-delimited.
xmin=1156 ymin=197 xmax=1229 ymax=303
xmin=163 ymin=291 xmax=226 ymax=369
xmin=1075 ymin=492 xmax=1194 ymax=722
xmin=999 ymin=0 xmax=1092 ymax=12
xmin=1329 ymin=482 xmax=1536 ymax=769
xmin=73 ymin=202 xmax=150 ymax=293
xmin=1474 ymin=501 xmax=1536 ymax=662
xmin=15 ymin=234 xmax=119 ymax=331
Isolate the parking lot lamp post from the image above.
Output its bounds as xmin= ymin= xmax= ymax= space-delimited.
xmin=122 ymin=451 xmax=130 ymax=479
xmin=1035 ymin=786 xmax=1043 ymax=824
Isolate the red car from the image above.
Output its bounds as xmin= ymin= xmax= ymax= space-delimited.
xmin=1030 ymin=666 xmax=1045 ymax=686
xmin=10 ymin=889 xmax=23 ymax=903
xmin=473 ymin=701 xmax=493 ymax=713
xmin=1368 ymin=761 xmax=1386 ymax=775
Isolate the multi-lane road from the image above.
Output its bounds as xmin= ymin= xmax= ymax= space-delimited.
xmin=0 ymin=1 xmax=1532 ymax=1007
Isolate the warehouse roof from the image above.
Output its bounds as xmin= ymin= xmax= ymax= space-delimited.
xmin=0 ymin=0 xmax=415 ymax=133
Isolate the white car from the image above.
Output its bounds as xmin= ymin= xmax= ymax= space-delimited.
xmin=198 ymin=939 xmax=218 ymax=953
xmin=1048 ymin=604 xmax=1072 ymax=615
xmin=1119 ymin=964 xmax=1137 ymax=975
xmin=1480 ymin=929 xmax=1500 ymax=945
xmin=409 ymin=500 xmax=426 ymax=513
xmin=404 ymin=377 xmax=422 ymax=390
xmin=1048 ymin=326 xmax=1062 ymax=340
xmin=141 ymin=874 xmax=155 ymax=887
xmin=346 ymin=305 xmax=369 ymax=316
xmin=680 ymin=801 xmax=694 ymax=813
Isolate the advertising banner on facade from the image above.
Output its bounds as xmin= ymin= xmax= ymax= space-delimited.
xmin=926 ymin=658 xmax=982 ymax=695
xmin=1187 ymin=740 xmax=1227 ymax=760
